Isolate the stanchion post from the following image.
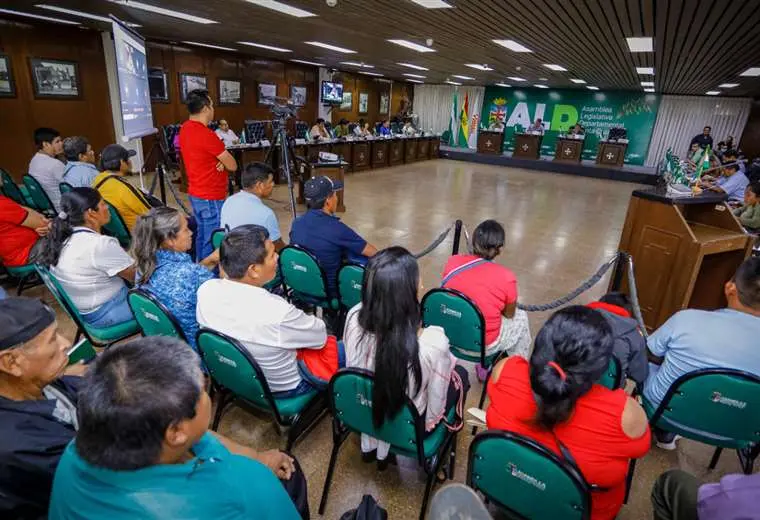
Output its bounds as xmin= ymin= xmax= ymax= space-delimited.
xmin=610 ymin=251 xmax=627 ymax=292
xmin=452 ymin=220 xmax=463 ymax=255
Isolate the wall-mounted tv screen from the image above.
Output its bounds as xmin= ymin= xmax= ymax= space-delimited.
xmin=321 ymin=81 xmax=344 ymax=103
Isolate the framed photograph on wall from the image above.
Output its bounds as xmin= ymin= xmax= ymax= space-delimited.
xmin=179 ymin=72 xmax=207 ymax=103
xmin=29 ymin=58 xmax=80 ymax=99
xmin=219 ymin=78 xmax=242 ymax=105
xmin=358 ymin=91 xmax=369 ymax=114
xmin=379 ymin=92 xmax=390 ymax=115
xmin=0 ymin=54 xmax=16 ymax=97
xmin=258 ymin=82 xmax=277 ymax=105
xmin=290 ymin=85 xmax=306 ymax=106
xmin=340 ymin=91 xmax=353 ymax=111
xmin=148 ymin=67 xmax=168 ymax=102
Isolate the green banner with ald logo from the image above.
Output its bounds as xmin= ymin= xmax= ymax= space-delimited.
xmin=481 ymin=87 xmax=660 ymax=165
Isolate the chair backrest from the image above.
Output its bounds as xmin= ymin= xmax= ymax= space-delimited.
xmin=127 ymin=288 xmax=186 ymax=341
xmin=649 ymin=368 xmax=760 ymax=447
xmin=295 ymin=121 xmax=309 ymax=140
xmin=0 ymin=168 xmax=28 ymax=205
xmin=211 ymin=227 xmax=226 ymax=250
xmin=22 ymin=174 xmax=55 ymax=213
xmin=467 ymin=431 xmax=591 ymax=520
xmin=337 ymin=264 xmax=365 ymax=309
xmin=278 ymin=245 xmax=330 ymax=300
xmin=598 ymin=355 xmax=623 ymax=390
xmin=59 ymin=182 xmax=74 ymax=194
xmin=101 ymin=201 xmax=132 ymax=249
xmin=421 ymin=288 xmax=486 ymax=361
xmin=35 ymin=265 xmax=89 ymax=335
xmin=329 ymin=368 xmax=427 ymax=463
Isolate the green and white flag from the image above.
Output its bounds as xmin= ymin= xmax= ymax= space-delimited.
xmin=694 ymin=145 xmax=712 ymax=181
xmin=448 ymin=92 xmax=458 ymax=146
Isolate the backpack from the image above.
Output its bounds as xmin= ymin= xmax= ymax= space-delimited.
xmin=339 ymin=495 xmax=388 ymax=520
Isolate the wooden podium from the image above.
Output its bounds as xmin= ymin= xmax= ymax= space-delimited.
xmin=297 ymin=161 xmax=348 ymax=212
xmin=477 ymin=131 xmax=504 ymax=155
xmin=615 ymin=189 xmax=752 ymax=330
xmin=596 ymin=141 xmax=627 ymax=166
xmin=554 ymin=137 xmax=584 ymax=163
xmin=513 ymin=134 xmax=541 ymax=159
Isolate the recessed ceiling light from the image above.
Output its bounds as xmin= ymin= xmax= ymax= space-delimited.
xmin=495 ymin=83 xmax=511 ymax=87
xmin=305 ymin=41 xmax=356 ymax=54
xmin=108 ymin=1 xmax=218 ymax=24
xmin=242 ymin=0 xmax=316 ymax=17
xmin=626 ymin=37 xmax=653 ymax=52
xmin=407 ymin=79 xmax=425 ymax=83
xmin=705 ymin=91 xmax=720 ymax=96
xmin=492 ymin=39 xmax=532 ymax=52
xmin=507 ymin=76 xmax=526 ymax=82
xmin=570 ymin=78 xmax=586 ymax=84
xmin=290 ymin=59 xmax=326 ymax=67
xmin=359 ymin=71 xmax=384 ymax=77
xmin=641 ymin=81 xmax=654 ymax=87
xmin=35 ymin=5 xmax=141 ymax=26
xmin=340 ymin=61 xmax=374 ymax=68
xmin=465 ymin=64 xmax=493 ymax=71
xmin=534 ymin=84 xmax=549 ymax=89
xmin=408 ymin=0 xmax=453 ymax=7
xmin=388 ymin=39 xmax=436 ymax=53
xmin=397 ymin=62 xmax=429 ymax=71
xmin=452 ymin=74 xmax=475 ymax=80
xmin=740 ymin=68 xmax=760 ymax=77
xmin=644 ymin=88 xmax=655 ymax=92
xmin=445 ymin=80 xmax=462 ymax=85
xmin=238 ymin=41 xmax=292 ymax=52
xmin=543 ymin=64 xmax=567 ymax=71
xmin=0 ymin=8 xmax=80 ymax=24
xmin=182 ymin=41 xmax=236 ymax=51
xmin=636 ymin=67 xmax=655 ymax=75
xmin=538 ymin=78 xmax=548 ymax=81
xmin=718 ymin=83 xmax=739 ymax=88
xmin=586 ymin=86 xmax=599 ymax=90
xmin=403 ymin=73 xmax=426 ymax=78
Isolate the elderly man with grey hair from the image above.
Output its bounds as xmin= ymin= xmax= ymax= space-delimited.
xmin=48 ymin=337 xmax=308 ymax=520
xmin=62 ymin=136 xmax=98 ymax=188
xmin=215 ymin=119 xmax=240 ymax=147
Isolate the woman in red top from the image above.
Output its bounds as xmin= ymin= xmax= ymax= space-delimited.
xmin=486 ymin=306 xmax=651 ymax=520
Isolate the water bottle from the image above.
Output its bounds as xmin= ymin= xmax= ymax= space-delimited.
xmin=240 ymin=129 xmax=246 ymax=145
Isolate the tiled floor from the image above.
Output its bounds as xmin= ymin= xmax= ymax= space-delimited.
xmin=7 ymin=159 xmax=753 ymax=519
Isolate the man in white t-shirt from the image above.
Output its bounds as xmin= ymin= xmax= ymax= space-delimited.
xmin=214 ymin=119 xmax=239 ymax=147
xmin=28 ymin=127 xmax=65 ymax=210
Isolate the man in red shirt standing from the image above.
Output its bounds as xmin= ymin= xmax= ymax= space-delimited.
xmin=0 ymin=195 xmax=50 ymax=268
xmin=178 ymin=89 xmax=237 ymax=260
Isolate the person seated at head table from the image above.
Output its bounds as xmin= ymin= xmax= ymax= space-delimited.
xmin=568 ymin=122 xmax=584 ymax=136
xmin=344 ymin=246 xmax=470 ymax=468
xmin=333 ymin=118 xmax=350 ymax=138
xmin=0 ymin=297 xmax=89 ymax=519
xmin=92 ymin=144 xmax=151 ymax=230
xmin=402 ymin=121 xmax=416 ymax=136
xmin=586 ymin=292 xmax=648 ymax=386
xmin=133 ymin=207 xmax=219 ymax=352
xmin=643 ymin=257 xmax=760 ymax=450
xmin=378 ymin=119 xmax=392 ymax=136
xmin=47 ymin=337 xmax=308 ymax=520
xmin=289 ymin=176 xmax=378 ymax=297
xmin=441 ymin=220 xmax=531 ymax=381
xmin=486 ymin=306 xmax=651 ymax=520
xmin=310 ymin=118 xmax=330 ymax=140
xmin=353 ymin=118 xmax=371 ymax=137
xmin=733 ymin=182 xmax=760 ymax=232
xmin=488 ymin=118 xmax=505 ymax=132
xmin=62 ymin=136 xmax=99 ymax=188
xmin=527 ymin=118 xmax=545 ymax=135
xmin=29 ymin=127 xmax=65 ymax=210
xmin=197 ymin=225 xmax=343 ymax=395
xmin=0 ymin=194 xmax=50 ymax=268
xmin=221 ymin=162 xmax=285 ymax=251
xmin=37 ymin=188 xmax=136 ymax=329
xmin=214 ymin=119 xmax=240 ymax=147
xmin=698 ymin=159 xmax=749 ymax=205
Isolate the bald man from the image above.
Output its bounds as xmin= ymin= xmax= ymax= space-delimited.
xmin=215 ymin=119 xmax=240 ymax=147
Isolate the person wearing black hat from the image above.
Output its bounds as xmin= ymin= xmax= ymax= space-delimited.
xmin=289 ymin=176 xmax=377 ymax=296
xmin=92 ymin=144 xmax=152 ymax=230
xmin=0 ymin=297 xmax=87 ymax=518
xmin=333 ymin=118 xmax=350 ymax=138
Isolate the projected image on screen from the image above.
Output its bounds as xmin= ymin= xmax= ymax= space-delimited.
xmin=112 ymin=18 xmax=155 ymax=140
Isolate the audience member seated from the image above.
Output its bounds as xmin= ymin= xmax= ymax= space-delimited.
xmin=344 ymin=247 xmax=470 ymax=469
xmin=686 ymin=142 xmax=703 ymax=171
xmin=441 ymin=220 xmax=531 ymax=379
xmin=486 ymin=306 xmax=650 ymax=520
xmin=0 ymin=297 xmax=87 ymax=519
xmin=333 ymin=118 xmax=350 ymax=138
xmin=699 ymin=159 xmax=749 ymax=204
xmin=586 ymin=292 xmax=648 ymax=385
xmin=353 ymin=118 xmax=371 ymax=137
xmin=643 ymin=258 xmax=760 ymax=449
xmin=378 ymin=119 xmax=391 ymax=136
xmin=527 ymin=118 xmax=545 ymax=135
xmin=722 ymin=148 xmax=746 ymax=174
xmin=38 ymin=188 xmax=136 ymax=328
xmin=290 ymin=176 xmax=378 ymax=296
xmin=28 ymin=127 xmax=65 ymax=210
xmin=133 ymin=207 xmax=218 ymax=351
xmin=734 ymin=182 xmax=760 ymax=232
xmin=214 ymin=119 xmax=240 ymax=147
xmin=488 ymin=118 xmax=505 ymax=132
xmin=221 ymin=162 xmax=285 ymax=251
xmin=690 ymin=126 xmax=713 ymax=150
xmin=197 ymin=225 xmax=343 ymax=395
xmin=651 ymin=468 xmax=760 ymax=520
xmin=93 ymin=144 xmax=152 ymax=230
xmin=310 ymin=118 xmax=330 ymax=140
xmin=48 ymin=337 xmax=307 ymax=519
xmin=0 ymin=194 xmax=50 ymax=268
xmin=402 ymin=121 xmax=416 ymax=136
xmin=62 ymin=136 xmax=98 ymax=188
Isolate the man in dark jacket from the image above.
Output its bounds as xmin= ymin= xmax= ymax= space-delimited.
xmin=0 ymin=298 xmax=87 ymax=519
xmin=689 ymin=126 xmax=714 ymax=150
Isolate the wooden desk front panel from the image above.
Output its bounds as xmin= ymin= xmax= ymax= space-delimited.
xmin=513 ymin=134 xmax=541 ymax=159
xmin=429 ymin=138 xmax=440 ymax=158
xmin=404 ymin=139 xmax=418 ymax=163
xmin=352 ymin=142 xmax=371 ymax=171
xmin=389 ymin=140 xmax=404 ymax=164
xmin=477 ymin=131 xmax=504 ymax=155
xmin=330 ymin=142 xmax=351 ymax=164
xmin=417 ymin=138 xmax=430 ymax=160
xmin=596 ymin=142 xmax=627 ymax=166
xmin=371 ymin=141 xmax=389 ymax=168
xmin=553 ymin=138 xmax=583 ymax=163
xmin=306 ymin=143 xmax=330 ymax=163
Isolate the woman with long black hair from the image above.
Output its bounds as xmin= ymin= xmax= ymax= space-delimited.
xmin=343 ymin=246 xmax=469 ymax=469
xmin=37 ymin=187 xmax=136 ymax=328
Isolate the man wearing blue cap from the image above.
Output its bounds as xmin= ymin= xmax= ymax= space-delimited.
xmin=290 ymin=176 xmax=377 ymax=295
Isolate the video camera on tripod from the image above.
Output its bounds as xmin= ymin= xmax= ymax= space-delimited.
xmin=269 ymin=96 xmax=300 ymax=121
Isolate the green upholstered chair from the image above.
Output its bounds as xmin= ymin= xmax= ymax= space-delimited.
xmin=2 ymin=263 xmax=42 ymax=295
xmin=22 ymin=174 xmax=56 ymax=215
xmin=59 ymin=182 xmax=74 ymax=194
xmin=0 ymin=168 xmax=29 ymax=206
xmin=598 ymin=356 xmax=624 ymax=390
xmin=467 ymin=430 xmax=591 ymax=520
xmin=101 ymin=201 xmax=132 ymax=249
xmin=196 ymin=328 xmax=326 ymax=451
xmin=127 ymin=288 xmax=187 ymax=341
xmin=337 ymin=263 xmax=365 ymax=310
xmin=279 ymin=245 xmax=339 ymax=311
xmin=318 ymin=368 xmax=458 ymax=520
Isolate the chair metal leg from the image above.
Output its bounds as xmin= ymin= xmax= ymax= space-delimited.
xmin=624 ymin=458 xmax=636 ymax=504
xmin=448 ymin=432 xmax=458 ymax=481
xmin=285 ymin=394 xmax=327 ymax=452
xmin=419 ymin=466 xmax=437 ymax=520
xmin=211 ymin=391 xmax=232 ymax=431
xmin=318 ymin=433 xmax=344 ymax=515
xmin=471 ymin=374 xmax=490 ymax=436
xmin=73 ymin=329 xmax=82 ymax=345
xmin=708 ymin=447 xmax=723 ymax=470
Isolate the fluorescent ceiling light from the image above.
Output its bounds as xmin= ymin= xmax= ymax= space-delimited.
xmin=182 ymin=41 xmax=236 ymax=51
xmin=543 ymin=64 xmax=567 ymax=71
xmin=242 ymin=0 xmax=316 ymax=18
xmin=705 ymin=91 xmax=720 ymax=96
xmin=570 ymin=78 xmax=586 ymax=84
xmin=445 ymin=80 xmax=462 ymax=85
xmin=238 ymin=41 xmax=291 ymax=52
xmin=407 ymin=79 xmax=425 ymax=83
xmin=452 ymin=74 xmax=475 ymax=80
xmin=465 ymin=64 xmax=493 ymax=71
xmin=718 ymin=83 xmax=739 ymax=88
xmin=403 ymin=73 xmax=426 ymax=78
xmin=492 ymin=39 xmax=532 ymax=52
xmin=640 ymin=81 xmax=654 ymax=87
xmin=644 ymin=88 xmax=655 ymax=92
xmin=108 ymin=1 xmax=218 ymax=24
xmin=538 ymin=77 xmax=548 ymax=81
xmin=626 ymin=37 xmax=653 ymax=52
xmin=290 ymin=59 xmax=325 ymax=66
xmin=586 ymin=86 xmax=599 ymax=90
xmin=397 ymin=62 xmax=429 ymax=71
xmin=534 ymin=84 xmax=549 ymax=89
xmin=340 ymin=61 xmax=374 ymax=68
xmin=35 ymin=5 xmax=140 ymax=26
xmin=359 ymin=71 xmax=384 ymax=77
xmin=305 ymin=41 xmax=356 ymax=54
xmin=507 ymin=76 xmax=526 ymax=82
xmin=388 ymin=39 xmax=436 ymax=53
xmin=0 ymin=8 xmax=80 ymax=24
xmin=495 ymin=83 xmax=511 ymax=87
xmin=636 ymin=67 xmax=654 ymax=75
xmin=739 ymin=68 xmax=760 ymax=77
xmin=408 ymin=0 xmax=453 ymax=7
